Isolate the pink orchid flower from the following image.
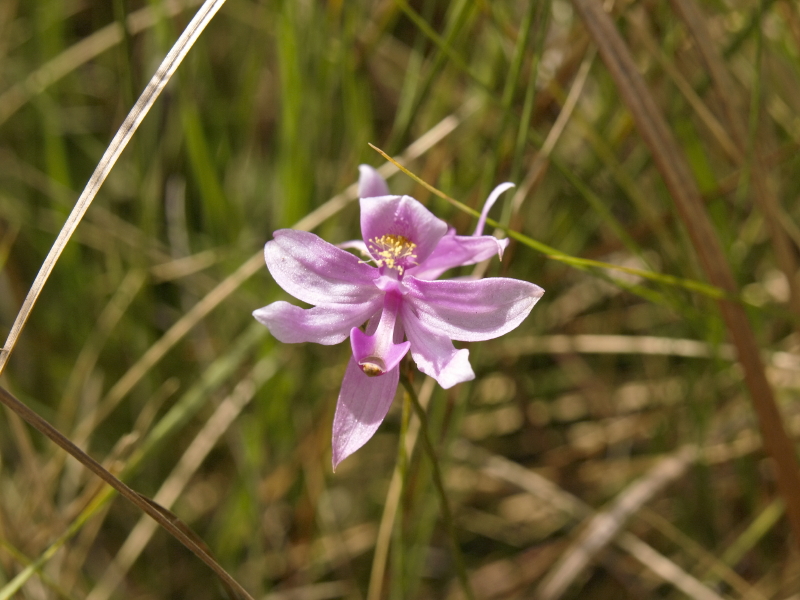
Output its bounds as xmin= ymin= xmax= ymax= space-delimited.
xmin=254 ymin=166 xmax=544 ymax=468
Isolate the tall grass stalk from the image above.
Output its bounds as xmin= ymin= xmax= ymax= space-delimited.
xmin=0 ymin=0 xmax=227 ymax=375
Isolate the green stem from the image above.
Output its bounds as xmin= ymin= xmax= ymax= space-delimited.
xmin=400 ymin=375 xmax=475 ymax=600
xmin=392 ymin=390 xmax=412 ymax=600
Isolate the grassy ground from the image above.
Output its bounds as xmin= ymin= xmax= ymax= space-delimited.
xmin=2 ymin=0 xmax=800 ymax=598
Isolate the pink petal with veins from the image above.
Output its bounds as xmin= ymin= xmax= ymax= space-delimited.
xmin=265 ymin=229 xmax=379 ymax=306
xmin=405 ymin=276 xmax=544 ymax=342
xmin=409 ymin=231 xmax=509 ymax=280
xmin=402 ymin=304 xmax=475 ymax=389
xmin=253 ymin=299 xmax=381 ymax=345
xmin=332 ymin=357 xmax=400 ymax=469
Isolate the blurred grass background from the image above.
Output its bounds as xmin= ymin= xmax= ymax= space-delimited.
xmin=1 ymin=0 xmax=800 ymax=598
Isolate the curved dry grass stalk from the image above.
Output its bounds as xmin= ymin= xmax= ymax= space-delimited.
xmin=0 ymin=0 xmax=228 ymax=377
xmin=571 ymin=0 xmax=800 ymax=545
xmin=86 ymin=357 xmax=278 ymax=600
xmin=0 ymin=384 xmax=254 ymax=600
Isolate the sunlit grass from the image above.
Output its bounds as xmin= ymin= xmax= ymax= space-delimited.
xmin=1 ymin=0 xmax=800 ymax=598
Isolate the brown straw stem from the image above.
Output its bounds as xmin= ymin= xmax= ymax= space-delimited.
xmin=571 ymin=0 xmax=800 ymax=543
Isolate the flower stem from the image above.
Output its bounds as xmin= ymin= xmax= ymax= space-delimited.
xmin=399 ymin=375 xmax=475 ymax=600
xmin=392 ymin=390 xmax=411 ymax=599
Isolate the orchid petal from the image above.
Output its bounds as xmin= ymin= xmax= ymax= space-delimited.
xmin=266 ymin=229 xmax=379 ymax=306
xmin=332 ymin=357 xmax=399 ymax=469
xmin=402 ymin=305 xmax=475 ymax=389
xmin=475 ymin=182 xmax=514 ymax=236
xmin=360 ymin=195 xmax=448 ymax=265
xmin=358 ymin=164 xmax=390 ymax=198
xmin=253 ymin=300 xmax=381 ymax=345
xmin=405 ymin=276 xmax=544 ymax=341
xmin=409 ymin=231 xmax=510 ymax=280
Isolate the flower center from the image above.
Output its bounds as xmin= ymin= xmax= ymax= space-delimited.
xmin=368 ymin=234 xmax=417 ymax=275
